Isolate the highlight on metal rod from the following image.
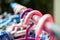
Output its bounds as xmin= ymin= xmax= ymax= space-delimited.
xmin=45 ymin=22 xmax=60 ymax=40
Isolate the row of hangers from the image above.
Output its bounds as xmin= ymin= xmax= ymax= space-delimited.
xmin=0 ymin=2 xmax=56 ymax=40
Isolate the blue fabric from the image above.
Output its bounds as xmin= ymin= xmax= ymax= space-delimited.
xmin=40 ymin=33 xmax=46 ymax=40
xmin=0 ymin=30 xmax=6 ymax=36
xmin=40 ymin=32 xmax=48 ymax=40
xmin=6 ymin=31 xmax=14 ymax=40
xmin=28 ymin=31 xmax=35 ymax=38
xmin=0 ymin=30 xmax=7 ymax=39
xmin=0 ymin=30 xmax=14 ymax=40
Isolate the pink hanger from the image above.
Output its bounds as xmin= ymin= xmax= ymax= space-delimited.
xmin=23 ymin=10 xmax=42 ymax=25
xmin=9 ymin=8 xmax=32 ymax=36
xmin=20 ymin=8 xmax=33 ymax=19
xmin=16 ymin=10 xmax=42 ymax=40
xmin=35 ymin=14 xmax=55 ymax=40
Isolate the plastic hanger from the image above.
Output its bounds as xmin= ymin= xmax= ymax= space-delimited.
xmin=20 ymin=8 xmax=33 ymax=18
xmin=9 ymin=8 xmax=32 ymax=36
xmin=35 ymin=14 xmax=55 ymax=40
xmin=15 ymin=10 xmax=42 ymax=40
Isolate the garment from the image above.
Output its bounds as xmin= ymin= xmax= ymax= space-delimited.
xmin=28 ymin=31 xmax=35 ymax=38
xmin=0 ymin=30 xmax=14 ymax=40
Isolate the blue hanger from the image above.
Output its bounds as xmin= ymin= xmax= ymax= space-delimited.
xmin=0 ymin=14 xmax=20 ymax=27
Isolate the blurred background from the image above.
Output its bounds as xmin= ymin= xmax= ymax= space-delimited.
xmin=0 ymin=0 xmax=60 ymax=40
xmin=0 ymin=0 xmax=60 ymax=25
